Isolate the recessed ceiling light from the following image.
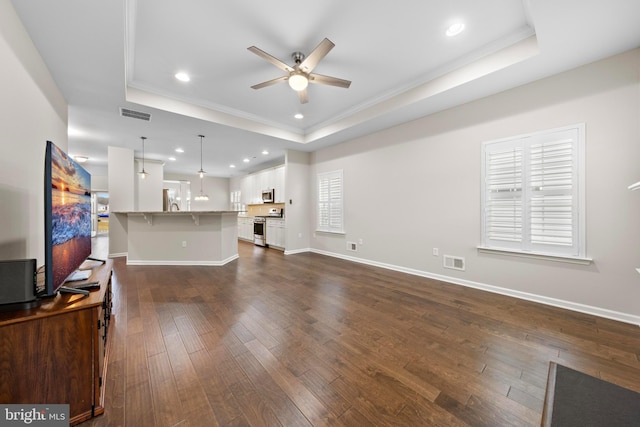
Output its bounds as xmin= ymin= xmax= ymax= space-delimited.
xmin=294 ymin=113 xmax=304 ymax=119
xmin=446 ymin=22 xmax=465 ymax=37
xmin=175 ymin=72 xmax=190 ymax=82
xmin=243 ymin=158 xmax=250 ymax=163
xmin=74 ymin=156 xmax=88 ymax=163
xmin=168 ymin=157 xmax=176 ymax=161
xmin=262 ymin=150 xmax=269 ymax=155
xmin=175 ymin=148 xmax=184 ymax=153
xmin=229 ymin=164 xmax=236 ymax=168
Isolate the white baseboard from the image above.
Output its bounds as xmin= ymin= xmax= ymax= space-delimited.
xmin=309 ymin=248 xmax=640 ymax=327
xmin=126 ymin=254 xmax=239 ymax=266
xmin=284 ymin=247 xmax=311 ymax=255
xmin=108 ymin=252 xmax=127 ymax=259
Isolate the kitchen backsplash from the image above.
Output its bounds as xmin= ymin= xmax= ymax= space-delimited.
xmin=246 ymin=203 xmax=285 ymax=217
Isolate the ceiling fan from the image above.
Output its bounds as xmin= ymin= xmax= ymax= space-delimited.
xmin=248 ymin=38 xmax=351 ymax=104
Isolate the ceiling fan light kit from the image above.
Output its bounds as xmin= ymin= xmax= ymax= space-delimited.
xmin=248 ymin=38 xmax=351 ymax=104
xmin=288 ymin=72 xmax=308 ymax=91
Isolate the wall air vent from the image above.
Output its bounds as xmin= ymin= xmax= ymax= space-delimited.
xmin=346 ymin=241 xmax=357 ymax=252
xmin=120 ymin=108 xmax=151 ymax=121
xmin=443 ymin=255 xmax=465 ymax=271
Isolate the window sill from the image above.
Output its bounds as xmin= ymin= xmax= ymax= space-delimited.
xmin=315 ymin=229 xmax=345 ymax=235
xmin=477 ymin=246 xmax=593 ymax=265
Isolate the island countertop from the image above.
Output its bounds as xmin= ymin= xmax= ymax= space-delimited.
xmin=114 ymin=211 xmax=239 ymax=224
xmin=114 ymin=210 xmax=239 ymax=214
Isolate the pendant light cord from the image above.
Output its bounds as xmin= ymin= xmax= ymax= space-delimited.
xmin=140 ymin=136 xmax=147 ymax=175
xmin=199 ymin=135 xmax=204 ymax=171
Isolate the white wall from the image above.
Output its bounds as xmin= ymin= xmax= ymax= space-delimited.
xmin=91 ymin=175 xmax=108 ymax=192
xmin=134 ymin=159 xmax=163 ymax=211
xmin=285 ymin=150 xmax=311 ymax=253
xmin=0 ymin=1 xmax=67 ymax=263
xmin=108 ymin=146 xmax=134 ymax=211
xmin=310 ymin=48 xmax=640 ymax=322
xmin=108 ymin=146 xmax=134 ymax=257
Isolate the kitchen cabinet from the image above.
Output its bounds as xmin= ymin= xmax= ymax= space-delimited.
xmin=274 ymin=165 xmax=285 ymax=202
xmin=266 ymin=218 xmax=285 ymax=249
xmin=238 ymin=217 xmax=254 ymax=241
xmin=233 ymin=165 xmax=285 ymax=206
xmin=257 ymin=170 xmax=269 ymax=195
xmin=239 ymin=176 xmax=250 ymax=206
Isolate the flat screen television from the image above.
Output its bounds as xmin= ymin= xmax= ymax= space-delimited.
xmin=43 ymin=140 xmax=92 ymax=296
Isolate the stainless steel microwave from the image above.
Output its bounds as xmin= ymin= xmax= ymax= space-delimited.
xmin=261 ymin=189 xmax=274 ymax=203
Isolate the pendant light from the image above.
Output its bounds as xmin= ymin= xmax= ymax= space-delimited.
xmin=197 ymin=134 xmax=206 ymax=178
xmin=195 ymin=177 xmax=209 ymax=201
xmin=194 ymin=134 xmax=209 ymax=201
xmin=138 ymin=136 xmax=149 ymax=179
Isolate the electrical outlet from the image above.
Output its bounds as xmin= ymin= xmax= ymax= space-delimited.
xmin=358 ymin=238 xmax=363 ymax=245
xmin=182 ymin=241 xmax=187 ymax=248
xmin=433 ymin=248 xmax=439 ymax=256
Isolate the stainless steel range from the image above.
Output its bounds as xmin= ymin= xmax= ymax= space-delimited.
xmin=253 ymin=216 xmax=267 ymax=246
xmin=253 ymin=208 xmax=283 ymax=247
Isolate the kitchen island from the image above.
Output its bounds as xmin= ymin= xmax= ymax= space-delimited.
xmin=116 ymin=211 xmax=239 ymax=265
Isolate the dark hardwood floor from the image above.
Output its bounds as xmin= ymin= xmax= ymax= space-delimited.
xmin=81 ymin=240 xmax=640 ymax=426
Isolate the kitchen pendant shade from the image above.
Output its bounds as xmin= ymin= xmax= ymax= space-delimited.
xmin=195 ymin=176 xmax=209 ymax=201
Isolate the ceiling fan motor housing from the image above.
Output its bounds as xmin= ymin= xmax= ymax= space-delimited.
xmin=292 ymin=51 xmax=305 ymax=65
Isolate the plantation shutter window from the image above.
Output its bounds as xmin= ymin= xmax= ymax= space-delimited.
xmin=317 ymin=170 xmax=344 ymax=233
xmin=484 ymin=142 xmax=524 ymax=250
xmin=481 ymin=124 xmax=585 ymax=258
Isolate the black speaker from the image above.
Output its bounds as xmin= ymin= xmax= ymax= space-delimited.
xmin=0 ymin=259 xmax=38 ymax=309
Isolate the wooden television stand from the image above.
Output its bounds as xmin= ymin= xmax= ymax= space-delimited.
xmin=0 ymin=258 xmax=114 ymax=425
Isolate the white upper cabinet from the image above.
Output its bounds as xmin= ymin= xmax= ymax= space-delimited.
xmin=239 ymin=175 xmax=251 ymax=205
xmin=257 ymin=170 xmax=269 ymax=193
xmin=274 ymin=165 xmax=285 ymax=203
xmin=235 ymin=165 xmax=285 ymax=205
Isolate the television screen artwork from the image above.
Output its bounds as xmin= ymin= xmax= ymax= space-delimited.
xmin=44 ymin=141 xmax=92 ymax=294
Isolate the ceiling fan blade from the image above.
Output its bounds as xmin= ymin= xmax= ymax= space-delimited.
xmin=247 ymin=46 xmax=293 ymax=72
xmin=298 ymin=88 xmax=309 ymax=104
xmin=298 ymin=38 xmax=335 ymax=73
xmin=309 ymin=73 xmax=351 ymax=88
xmin=251 ymin=75 xmax=288 ymax=90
